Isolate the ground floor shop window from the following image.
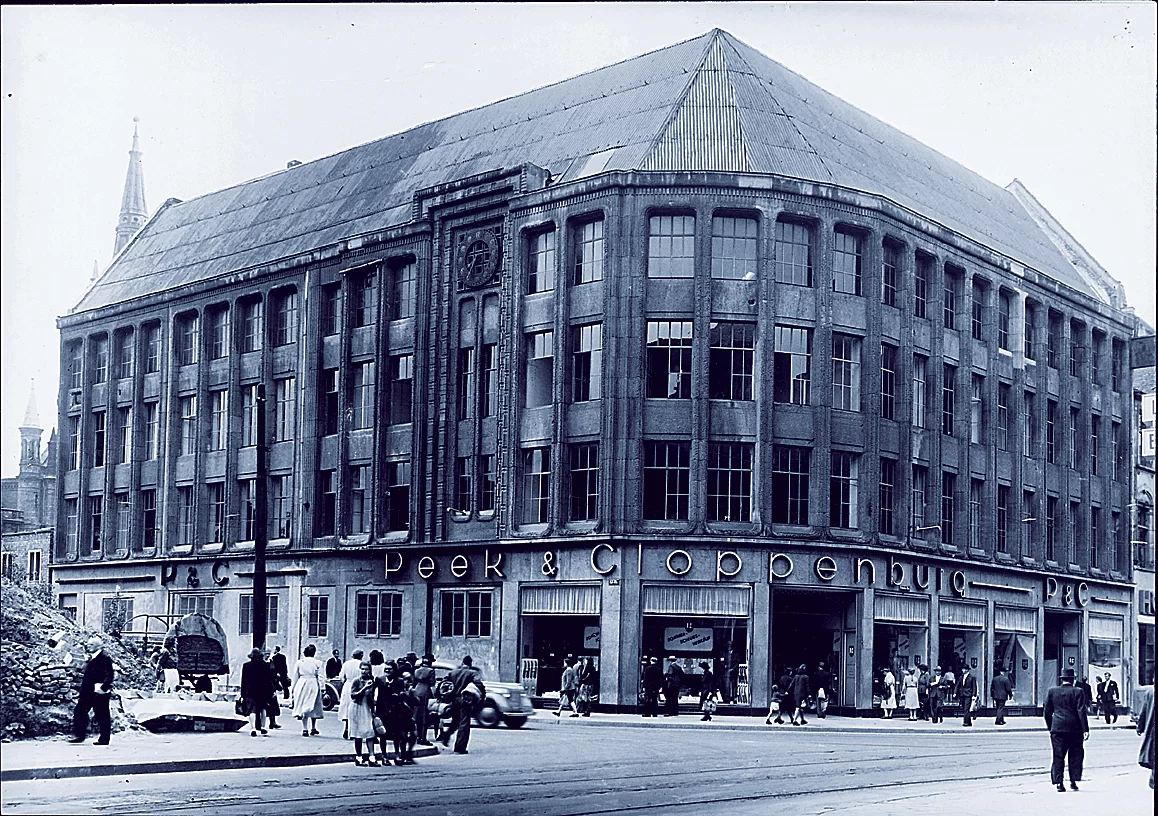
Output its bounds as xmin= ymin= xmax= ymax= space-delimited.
xmin=1140 ymin=623 xmax=1156 ymax=686
xmin=440 ymin=589 xmax=492 ymax=638
xmin=874 ymin=624 xmax=928 ymax=677
xmin=994 ymin=632 xmax=1036 ymax=705
xmin=939 ymin=628 xmax=985 ymax=699
xmin=641 ymin=616 xmax=749 ymax=703
xmin=519 ymin=614 xmax=600 ymax=696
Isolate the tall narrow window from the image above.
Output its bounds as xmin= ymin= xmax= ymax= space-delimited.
xmin=521 ymin=447 xmax=551 ymax=524
xmin=115 ymin=493 xmax=130 ymax=551
xmin=711 ymin=215 xmax=757 ymax=280
xmin=911 ymin=465 xmax=927 ymax=531
xmin=117 ymin=330 xmax=134 ymax=379
xmin=1111 ymin=338 xmax=1125 ymax=392
xmin=317 ymin=470 xmax=336 ymax=536
xmin=143 ymin=324 xmax=160 ymax=373
xmin=525 ymin=330 xmax=554 ymax=408
xmin=176 ymin=314 xmax=198 ymax=366
xmin=240 ymin=385 xmax=257 ymax=447
xmin=1091 ymin=331 xmax=1105 ymax=384
xmin=1047 ymin=311 xmax=1062 ymax=369
xmin=527 ymin=229 xmax=556 ymax=293
xmin=912 ymin=355 xmax=928 ymax=429
xmin=478 ymin=454 xmax=496 ymax=513
xmin=1070 ymin=320 xmax=1085 ymax=377
xmin=996 ymin=485 xmax=1009 ymax=554
xmin=1090 ymin=506 xmax=1101 ymax=568
xmin=1046 ymin=400 xmax=1058 ymax=464
xmin=569 ymin=443 xmax=599 ymax=522
xmin=68 ymin=341 xmax=84 ymax=389
xmin=970 ymin=281 xmax=985 ymax=340
xmin=643 ymin=441 xmax=690 ymax=521
xmin=646 ymin=321 xmax=693 ymax=399
xmin=92 ymin=335 xmax=109 ymax=383
xmin=353 ymin=269 xmax=377 ymax=327
xmin=239 ymin=479 xmax=255 ymax=541
xmin=92 ymin=411 xmax=106 ymax=467
xmin=321 ymin=369 xmax=339 ymax=436
xmin=143 ymin=402 xmax=158 ymax=460
xmin=1113 ymin=421 xmax=1125 ymax=481
xmin=349 ymin=465 xmax=370 ymax=534
xmin=970 ymin=479 xmax=984 ymax=550
xmin=67 ymin=416 xmax=80 ymax=470
xmin=352 ymin=362 xmax=375 ymax=430
xmin=1070 ymin=502 xmax=1081 ymax=565
xmin=207 ymin=482 xmax=225 ymax=544
xmin=457 ymin=347 xmax=476 ymax=420
xmin=943 ymin=267 xmax=959 ymax=329
xmin=240 ymin=299 xmax=262 ymax=353
xmin=832 ymin=229 xmax=862 ymax=295
xmin=387 ymin=461 xmax=410 ymax=532
xmin=393 ymin=261 xmax=416 ymax=321
xmin=770 ymin=446 xmax=810 ymax=525
xmin=997 ymin=384 xmax=1010 ymax=451
xmin=773 ymin=326 xmax=812 ymax=405
xmin=1091 ymin=414 xmax=1100 ymax=475
xmin=481 ymin=344 xmax=498 ymax=417
xmin=116 ymin=407 xmax=131 ymax=464
xmin=274 ymin=377 xmax=296 ymax=442
xmin=774 ymin=219 xmax=813 ymax=287
xmin=178 ymin=487 xmax=194 ymax=547
xmin=1024 ymin=302 xmax=1037 ymax=360
xmin=1024 ymin=490 xmax=1038 ymax=559
xmin=321 ymin=284 xmax=342 ymax=336
xmin=708 ymin=443 xmax=754 ymax=523
xmin=1069 ymin=407 xmax=1080 ymax=469
xmin=880 ymin=343 xmax=897 ymax=420
xmin=648 ymin=214 xmax=695 ymax=278
xmin=941 ymin=472 xmax=956 ymax=547
xmin=308 ymin=596 xmax=329 ymax=639
xmin=88 ymin=496 xmax=103 ymax=553
xmin=389 ymin=355 xmax=412 ymax=425
xmin=881 ymin=240 xmax=899 ymax=307
xmin=208 ymin=307 xmax=230 ymax=359
xmin=831 ymin=335 xmax=862 ymax=411
xmin=1023 ymin=392 xmax=1036 ymax=456
xmin=271 ymin=475 xmax=293 ymax=539
xmin=454 ymin=457 xmax=472 ymax=512
xmin=140 ymin=489 xmax=157 ymax=551
xmin=573 ymin=219 xmax=604 ymax=285
xmin=65 ymin=499 xmax=79 ymax=556
xmin=829 ymin=451 xmax=859 ymax=529
xmin=1046 ymin=496 xmax=1059 ymax=562
xmin=273 ymin=290 xmax=298 ymax=346
xmin=879 ymin=457 xmax=896 ymax=535
xmin=941 ymin=364 xmax=956 ymax=436
xmin=914 ymin=254 xmax=930 ymax=318
xmin=998 ymin=290 xmax=1012 ymax=350
xmin=970 ymin=375 xmax=983 ymax=444
xmin=709 ymin=322 xmax=755 ymax=401
xmin=572 ymin=324 xmax=602 ymax=403
xmin=209 ymin=390 xmax=228 ymax=451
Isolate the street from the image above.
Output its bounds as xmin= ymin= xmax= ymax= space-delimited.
xmin=1 ymin=719 xmax=1149 ymax=815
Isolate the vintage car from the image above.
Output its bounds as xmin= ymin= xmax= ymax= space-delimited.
xmin=431 ymin=659 xmax=534 ymax=728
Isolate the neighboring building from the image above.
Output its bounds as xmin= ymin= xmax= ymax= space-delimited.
xmin=1 ymin=385 xmax=58 ymax=534
xmin=1 ymin=528 xmax=52 ymax=585
xmin=52 ymin=30 xmax=1138 ymax=708
xmin=1132 ymin=330 xmax=1156 ymax=689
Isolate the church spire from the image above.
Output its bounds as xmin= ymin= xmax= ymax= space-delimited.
xmin=19 ymin=381 xmax=43 ymax=472
xmin=114 ymin=117 xmax=148 ymax=257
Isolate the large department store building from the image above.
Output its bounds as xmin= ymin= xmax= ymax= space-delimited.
xmin=53 ymin=30 xmax=1139 ymax=713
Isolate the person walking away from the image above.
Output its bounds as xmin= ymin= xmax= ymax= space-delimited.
xmin=881 ymin=668 xmax=896 ymax=719
xmin=928 ymin=666 xmax=944 ymax=723
xmin=1097 ymin=672 xmax=1120 ymax=724
xmin=903 ymin=667 xmax=920 ymax=720
xmin=1077 ymin=676 xmax=1094 ymax=714
xmin=271 ymin=646 xmax=291 ymax=701
xmin=663 ymin=657 xmax=684 ymax=717
xmin=778 ymin=667 xmax=796 ymax=723
xmin=441 ymin=655 xmax=485 ymax=754
xmin=412 ymin=654 xmax=436 ymax=744
xmin=240 ymin=648 xmax=273 ymax=736
xmin=348 ymin=660 xmax=380 ymax=766
xmin=991 ymin=666 xmax=1013 ymax=725
xmin=291 ymin=644 xmax=325 ymax=736
xmin=554 ymin=656 xmax=579 ymax=717
xmin=813 ymin=662 xmax=833 ymax=719
xmin=699 ymin=662 xmax=716 ymax=722
xmin=1134 ymin=684 xmax=1154 ymax=789
xmin=337 ymin=649 xmax=365 ymax=739
xmin=791 ymin=664 xmax=811 ymax=725
xmin=642 ymin=657 xmax=663 ymax=717
xmin=326 ymin=649 xmax=342 ymax=680
xmin=958 ymin=663 xmax=978 ymax=727
xmin=1044 ymin=667 xmax=1089 ymax=792
xmin=766 ymin=684 xmax=785 ymax=724
xmin=69 ymin=636 xmax=114 ymax=745
xmin=576 ymin=658 xmax=596 ymax=716
xmin=917 ymin=665 xmax=930 ymax=720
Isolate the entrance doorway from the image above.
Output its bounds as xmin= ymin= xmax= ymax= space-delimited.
xmin=519 ymin=614 xmax=599 ymax=697
xmin=1043 ymin=611 xmax=1081 ymax=702
xmin=771 ymin=589 xmax=854 ymax=706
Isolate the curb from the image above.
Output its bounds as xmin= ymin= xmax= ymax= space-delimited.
xmin=532 ymin=716 xmax=1138 ymax=736
xmin=0 ymin=745 xmax=439 ymax=782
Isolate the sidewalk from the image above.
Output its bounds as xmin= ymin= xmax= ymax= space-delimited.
xmin=0 ymin=712 xmax=1133 ymax=782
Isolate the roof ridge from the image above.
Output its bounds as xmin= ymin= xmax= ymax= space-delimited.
xmin=639 ymin=30 xmax=721 ymax=171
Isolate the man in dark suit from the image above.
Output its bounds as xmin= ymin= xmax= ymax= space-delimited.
xmin=641 ymin=657 xmax=663 ymax=717
xmin=1096 ymin=672 xmax=1120 ymax=724
xmin=991 ymin=666 xmax=1013 ymax=725
xmin=663 ymin=657 xmax=684 ymax=717
xmin=270 ymin=646 xmax=290 ymax=701
xmin=957 ymin=664 xmax=978 ymax=727
xmin=1044 ymin=667 xmax=1089 ymax=792
xmin=441 ymin=655 xmax=485 ymax=755
xmin=69 ymin=636 xmax=114 ymax=745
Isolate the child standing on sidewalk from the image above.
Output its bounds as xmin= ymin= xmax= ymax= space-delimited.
xmin=766 ymin=684 xmax=784 ymax=725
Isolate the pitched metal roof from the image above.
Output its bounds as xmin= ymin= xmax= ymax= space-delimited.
xmin=75 ymin=29 xmax=1100 ymax=314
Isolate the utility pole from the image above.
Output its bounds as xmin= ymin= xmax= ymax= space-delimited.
xmin=252 ymin=384 xmax=268 ymax=650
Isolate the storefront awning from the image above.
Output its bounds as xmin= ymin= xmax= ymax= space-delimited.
xmin=642 ymin=584 xmax=750 ymax=617
xmin=1089 ymin=614 xmax=1123 ymax=641
xmin=875 ymin=594 xmax=929 ymax=624
xmin=521 ymin=583 xmax=601 ymax=615
xmin=939 ymin=601 xmax=986 ymax=628
xmin=994 ymin=605 xmax=1036 ymax=633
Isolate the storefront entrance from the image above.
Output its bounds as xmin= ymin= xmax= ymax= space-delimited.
xmin=1043 ymin=611 xmax=1081 ymax=702
xmin=640 ymin=584 xmax=751 ymax=704
xmin=771 ymin=588 xmax=854 ymax=707
xmin=518 ymin=584 xmax=601 ymax=698
xmin=939 ymin=600 xmax=987 ymax=703
xmin=994 ymin=605 xmax=1037 ymax=706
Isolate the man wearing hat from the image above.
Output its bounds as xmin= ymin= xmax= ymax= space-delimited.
xmin=68 ymin=636 xmax=114 ymax=744
xmin=642 ymin=657 xmax=663 ymax=717
xmin=663 ymin=657 xmax=685 ymax=717
xmin=1044 ymin=667 xmax=1090 ymax=792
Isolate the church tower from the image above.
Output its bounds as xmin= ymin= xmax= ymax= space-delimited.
xmin=18 ymin=384 xmax=42 ymax=475
xmin=113 ymin=118 xmax=148 ymax=257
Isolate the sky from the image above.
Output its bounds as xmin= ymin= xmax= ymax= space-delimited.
xmin=2 ymin=2 xmax=1155 ymax=476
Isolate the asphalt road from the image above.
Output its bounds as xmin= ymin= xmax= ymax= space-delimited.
xmin=1 ymin=722 xmax=1149 ymax=816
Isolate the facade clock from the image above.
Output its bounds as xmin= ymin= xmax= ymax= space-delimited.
xmin=456 ymin=228 xmax=500 ymax=289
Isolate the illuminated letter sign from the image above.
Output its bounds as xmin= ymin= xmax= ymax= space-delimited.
xmin=590 ymin=543 xmax=616 ymax=576
xmin=385 ymin=550 xmax=404 ymax=580
xmin=814 ymin=556 xmax=838 ymax=581
xmin=717 ymin=551 xmax=742 ymax=581
xmin=769 ymin=553 xmax=794 ymax=580
xmin=417 ymin=556 xmax=436 ymax=580
xmin=484 ymin=550 xmax=504 ymax=579
xmin=951 ymin=570 xmax=966 ymax=597
xmin=666 ymin=550 xmax=692 ymax=576
xmin=855 ymin=558 xmax=876 ymax=585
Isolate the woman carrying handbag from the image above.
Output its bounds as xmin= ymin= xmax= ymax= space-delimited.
xmin=699 ymin=662 xmax=717 ymax=722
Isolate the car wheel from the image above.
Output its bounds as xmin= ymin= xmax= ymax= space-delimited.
xmin=505 ymin=716 xmax=527 ymax=729
xmin=322 ymin=686 xmax=338 ymax=711
xmin=476 ymin=704 xmax=501 ymax=728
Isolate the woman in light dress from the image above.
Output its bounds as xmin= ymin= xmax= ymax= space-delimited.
xmin=348 ymin=660 xmax=380 ymax=766
xmin=291 ymin=643 xmax=325 ymax=736
xmin=903 ymin=667 xmax=921 ymax=720
xmin=881 ymin=668 xmax=897 ymax=719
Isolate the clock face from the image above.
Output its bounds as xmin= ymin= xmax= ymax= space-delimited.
xmin=457 ymin=229 xmax=500 ymax=289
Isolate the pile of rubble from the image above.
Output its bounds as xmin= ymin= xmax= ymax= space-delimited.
xmin=0 ymin=580 xmax=152 ymax=739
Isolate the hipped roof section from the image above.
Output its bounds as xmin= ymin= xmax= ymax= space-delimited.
xmin=75 ymin=29 xmax=1100 ymax=314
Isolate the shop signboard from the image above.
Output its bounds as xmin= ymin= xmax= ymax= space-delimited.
xmin=583 ymin=626 xmax=601 ymax=650
xmin=664 ymin=627 xmax=713 ymax=652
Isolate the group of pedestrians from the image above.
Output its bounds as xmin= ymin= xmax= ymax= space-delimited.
xmin=765 ymin=663 xmax=834 ymax=726
xmin=639 ymin=656 xmax=708 ymax=718
xmin=878 ymin=663 xmax=989 ymax=726
xmin=553 ymin=656 xmax=597 ymax=718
